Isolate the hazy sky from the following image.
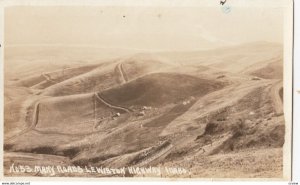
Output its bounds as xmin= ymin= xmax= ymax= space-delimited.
xmin=5 ymin=5 xmax=283 ymax=51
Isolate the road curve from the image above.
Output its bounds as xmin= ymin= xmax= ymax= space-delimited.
xmin=119 ymin=63 xmax=129 ymax=81
xmin=42 ymin=73 xmax=56 ymax=83
xmin=6 ymin=101 xmax=41 ymax=142
xmin=270 ymin=80 xmax=283 ymax=115
xmin=7 ymin=64 xmax=129 ymax=142
xmin=116 ymin=63 xmax=128 ymax=84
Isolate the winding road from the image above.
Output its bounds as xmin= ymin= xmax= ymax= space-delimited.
xmin=270 ymin=80 xmax=283 ymax=115
xmin=42 ymin=73 xmax=56 ymax=83
xmin=94 ymin=92 xmax=132 ymax=113
xmin=6 ymin=101 xmax=41 ymax=142
xmin=95 ymin=62 xmax=132 ymax=113
xmin=116 ymin=63 xmax=128 ymax=84
xmin=31 ymin=73 xmax=56 ymax=89
xmin=137 ymin=143 xmax=174 ymax=166
xmin=7 ymin=62 xmax=131 ymax=141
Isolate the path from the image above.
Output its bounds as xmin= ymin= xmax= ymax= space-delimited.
xmin=115 ymin=63 xmax=128 ymax=84
xmin=6 ymin=101 xmax=41 ymax=142
xmin=270 ymin=80 xmax=283 ymax=115
xmin=94 ymin=92 xmax=132 ymax=113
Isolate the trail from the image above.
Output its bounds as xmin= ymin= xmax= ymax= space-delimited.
xmin=119 ymin=63 xmax=129 ymax=81
xmin=270 ymin=80 xmax=283 ymax=115
xmin=116 ymin=63 xmax=128 ymax=84
xmin=42 ymin=73 xmax=56 ymax=83
xmin=160 ymin=79 xmax=271 ymax=136
xmin=94 ymin=92 xmax=132 ymax=113
xmin=32 ymin=128 xmax=105 ymax=136
xmin=7 ymin=91 xmax=132 ymax=139
xmin=6 ymin=101 xmax=41 ymax=142
xmin=135 ymin=143 xmax=174 ymax=166
xmin=31 ymin=73 xmax=56 ymax=89
xmin=9 ymin=62 xmax=131 ymax=138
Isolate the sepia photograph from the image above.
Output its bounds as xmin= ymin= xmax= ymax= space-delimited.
xmin=1 ymin=0 xmax=294 ymax=180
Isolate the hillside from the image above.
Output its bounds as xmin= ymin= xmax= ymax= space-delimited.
xmin=4 ymin=42 xmax=285 ymax=178
xmin=101 ymin=73 xmax=225 ymax=107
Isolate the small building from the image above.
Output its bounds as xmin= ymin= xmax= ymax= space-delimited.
xmin=137 ymin=111 xmax=145 ymax=117
xmin=182 ymin=100 xmax=190 ymax=105
xmin=217 ymin=75 xmax=226 ymax=79
xmin=142 ymin=106 xmax=152 ymax=110
xmin=113 ymin=112 xmax=121 ymax=118
xmin=251 ymin=77 xmax=261 ymax=80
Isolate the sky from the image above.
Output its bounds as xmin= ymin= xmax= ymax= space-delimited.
xmin=4 ymin=3 xmax=284 ymax=51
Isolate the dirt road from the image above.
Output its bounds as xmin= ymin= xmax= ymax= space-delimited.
xmin=7 ymin=91 xmax=132 ymax=140
xmin=6 ymin=101 xmax=41 ymax=142
xmin=270 ymin=80 xmax=283 ymax=115
xmin=116 ymin=63 xmax=128 ymax=84
xmin=42 ymin=73 xmax=56 ymax=83
xmin=137 ymin=143 xmax=174 ymax=166
xmin=94 ymin=92 xmax=132 ymax=113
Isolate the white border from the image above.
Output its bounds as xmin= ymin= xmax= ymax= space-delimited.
xmin=0 ymin=0 xmax=296 ymax=184
xmin=292 ymin=0 xmax=300 ymax=182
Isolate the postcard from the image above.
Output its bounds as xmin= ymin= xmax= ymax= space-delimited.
xmin=0 ymin=0 xmax=294 ymax=180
